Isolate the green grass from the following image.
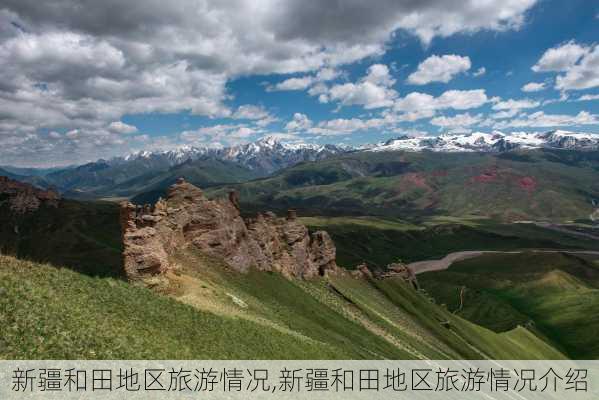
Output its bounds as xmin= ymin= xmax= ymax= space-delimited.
xmin=0 ymin=255 xmax=348 ymax=359
xmin=0 ymin=251 xmax=566 ymax=359
xmin=418 ymin=252 xmax=599 ymax=359
xmin=207 ymin=149 xmax=599 ymax=222
xmin=0 ymin=199 xmax=122 ymax=277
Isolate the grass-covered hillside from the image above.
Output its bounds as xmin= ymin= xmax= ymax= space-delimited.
xmin=418 ymin=252 xmax=599 ymax=359
xmin=0 ymin=253 xmax=565 ymax=360
xmin=208 ymin=149 xmax=599 ymax=222
xmin=0 ymin=199 xmax=122 ymax=277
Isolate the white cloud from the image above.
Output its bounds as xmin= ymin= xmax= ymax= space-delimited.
xmin=323 ymin=64 xmax=397 ymax=109
xmin=269 ymin=76 xmax=314 ymax=91
xmin=231 ymin=104 xmax=271 ymax=120
xmin=473 ymin=67 xmax=486 ymax=77
xmin=180 ymin=123 xmax=262 ymax=147
xmin=521 ymin=82 xmax=546 ymax=92
xmin=393 ymin=89 xmax=489 ymax=119
xmin=285 ymin=113 xmax=313 ymax=131
xmin=494 ymin=110 xmax=599 ymax=129
xmin=308 ymin=117 xmax=388 ymax=136
xmin=555 ymin=45 xmax=599 ymax=91
xmin=407 ymin=55 xmax=471 ymax=85
xmin=532 ymin=41 xmax=588 ymax=72
xmin=430 ymin=113 xmax=482 ymax=128
xmin=575 ymin=94 xmax=599 ymax=101
xmin=268 ymin=67 xmax=340 ymax=92
xmin=492 ymin=98 xmax=540 ymax=110
xmin=533 ymin=41 xmax=599 ymax=91
xmin=0 ymin=0 xmax=540 ymax=165
xmin=108 ymin=121 xmax=138 ymax=134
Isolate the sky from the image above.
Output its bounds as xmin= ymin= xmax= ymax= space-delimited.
xmin=0 ymin=0 xmax=598 ymax=167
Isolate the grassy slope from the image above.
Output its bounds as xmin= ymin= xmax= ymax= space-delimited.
xmin=0 ymin=255 xmax=346 ymax=359
xmin=208 ymin=149 xmax=599 ymax=221
xmin=418 ymin=252 xmax=599 ymax=359
xmin=0 ymin=253 xmax=565 ymax=360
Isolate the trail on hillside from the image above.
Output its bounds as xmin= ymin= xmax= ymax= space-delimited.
xmin=407 ymin=249 xmax=599 ymax=275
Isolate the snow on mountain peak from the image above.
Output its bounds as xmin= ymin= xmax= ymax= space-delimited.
xmin=369 ymin=130 xmax=599 ymax=153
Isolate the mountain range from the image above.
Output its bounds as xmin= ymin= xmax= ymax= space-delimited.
xmin=1 ymin=130 xmax=598 ymax=202
xmin=368 ymin=130 xmax=599 ymax=153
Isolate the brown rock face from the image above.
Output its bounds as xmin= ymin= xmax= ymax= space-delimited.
xmin=0 ymin=176 xmax=60 ymax=214
xmin=120 ymin=179 xmax=341 ymax=283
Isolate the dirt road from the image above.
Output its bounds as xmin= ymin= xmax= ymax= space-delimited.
xmin=407 ymin=249 xmax=599 ymax=275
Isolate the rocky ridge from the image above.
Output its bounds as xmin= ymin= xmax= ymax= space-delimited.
xmin=0 ymin=176 xmax=60 ymax=214
xmin=120 ymin=178 xmax=342 ymax=283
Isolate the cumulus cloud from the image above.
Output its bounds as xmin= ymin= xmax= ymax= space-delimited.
xmin=532 ymin=41 xmax=588 ymax=72
xmin=108 ymin=121 xmax=138 ymax=134
xmin=430 ymin=113 xmax=483 ymax=128
xmin=0 ymin=0 xmax=540 ymax=164
xmin=322 ymin=64 xmax=397 ymax=109
xmin=533 ymin=41 xmax=599 ymax=91
xmin=393 ymin=89 xmax=489 ymax=119
xmin=231 ymin=105 xmax=270 ymax=120
xmin=492 ymin=98 xmax=540 ymax=110
xmin=407 ymin=55 xmax=471 ymax=85
xmin=521 ymin=82 xmax=546 ymax=92
xmin=308 ymin=117 xmax=389 ymax=136
xmin=285 ymin=113 xmax=313 ymax=131
xmin=268 ymin=67 xmax=340 ymax=92
xmin=180 ymin=123 xmax=262 ymax=147
xmin=494 ymin=110 xmax=599 ymax=129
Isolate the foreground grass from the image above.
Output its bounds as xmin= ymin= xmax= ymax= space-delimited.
xmin=0 ymin=255 xmax=345 ymax=359
xmin=0 ymin=251 xmax=567 ymax=360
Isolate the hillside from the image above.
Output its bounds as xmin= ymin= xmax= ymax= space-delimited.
xmin=417 ymin=251 xmax=599 ymax=359
xmin=0 ymin=176 xmax=121 ymax=277
xmin=300 ymin=216 xmax=599 ymax=269
xmin=0 ymin=253 xmax=565 ymax=359
xmin=205 ymin=149 xmax=599 ymax=222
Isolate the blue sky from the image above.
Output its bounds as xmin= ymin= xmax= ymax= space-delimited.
xmin=0 ymin=0 xmax=598 ymax=166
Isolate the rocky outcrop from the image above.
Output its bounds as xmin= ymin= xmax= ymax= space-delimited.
xmin=0 ymin=176 xmax=60 ymax=214
xmin=382 ymin=262 xmax=419 ymax=289
xmin=120 ymin=178 xmax=341 ymax=283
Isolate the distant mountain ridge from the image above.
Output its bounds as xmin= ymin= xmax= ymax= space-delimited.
xmin=119 ymin=136 xmax=348 ymax=175
xmin=368 ymin=130 xmax=599 ymax=153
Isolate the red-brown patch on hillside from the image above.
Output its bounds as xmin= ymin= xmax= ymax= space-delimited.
xmin=518 ymin=176 xmax=537 ymax=193
xmin=470 ymin=167 xmax=498 ymax=184
xmin=431 ymin=169 xmax=448 ymax=177
xmin=401 ymin=172 xmax=431 ymax=190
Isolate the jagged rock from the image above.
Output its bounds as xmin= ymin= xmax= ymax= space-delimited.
xmin=120 ymin=178 xmax=342 ymax=283
xmin=0 ymin=176 xmax=60 ymax=214
xmin=383 ymin=262 xmax=419 ymax=288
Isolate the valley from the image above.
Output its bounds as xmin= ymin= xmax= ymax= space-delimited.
xmin=1 ymin=138 xmax=599 ymax=361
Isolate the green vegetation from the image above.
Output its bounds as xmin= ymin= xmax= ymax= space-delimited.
xmin=301 ymin=216 xmax=599 ymax=268
xmin=207 ymin=149 xmax=599 ymax=222
xmin=0 ymin=252 xmax=565 ymax=359
xmin=0 ymin=200 xmax=122 ymax=277
xmin=0 ymin=255 xmax=343 ymax=359
xmin=418 ymin=252 xmax=599 ymax=359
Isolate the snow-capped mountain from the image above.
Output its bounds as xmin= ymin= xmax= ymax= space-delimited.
xmin=369 ymin=130 xmax=599 ymax=153
xmin=118 ymin=137 xmax=348 ymax=174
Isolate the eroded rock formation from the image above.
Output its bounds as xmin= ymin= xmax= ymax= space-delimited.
xmin=121 ymin=178 xmax=341 ymax=283
xmin=0 ymin=176 xmax=60 ymax=214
